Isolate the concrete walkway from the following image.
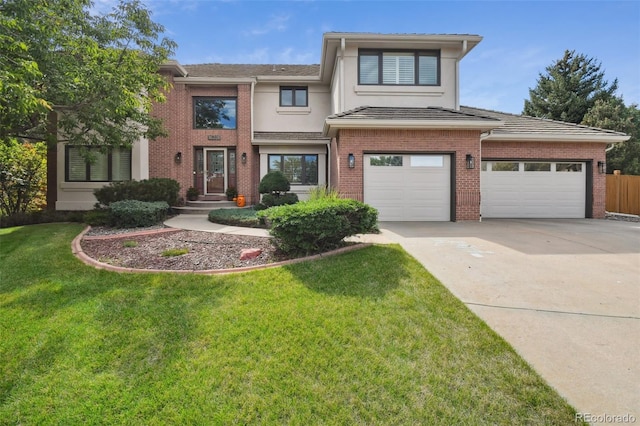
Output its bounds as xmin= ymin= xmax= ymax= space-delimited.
xmin=164 ymin=215 xmax=639 ymax=421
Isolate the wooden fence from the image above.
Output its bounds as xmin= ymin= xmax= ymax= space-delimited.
xmin=606 ymin=173 xmax=640 ymax=215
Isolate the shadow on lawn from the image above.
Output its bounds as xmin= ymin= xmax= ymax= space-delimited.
xmin=0 ymin=224 xmax=228 ymax=402
xmin=284 ymin=244 xmax=412 ymax=299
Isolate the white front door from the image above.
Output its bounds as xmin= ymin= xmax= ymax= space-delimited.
xmin=204 ymin=148 xmax=227 ymax=194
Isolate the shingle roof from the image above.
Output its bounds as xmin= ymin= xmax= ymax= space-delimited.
xmin=253 ymin=132 xmax=329 ymax=141
xmin=327 ymin=106 xmax=502 ymax=122
xmin=183 ymin=64 xmax=320 ymax=78
xmin=460 ymin=106 xmax=627 ymax=138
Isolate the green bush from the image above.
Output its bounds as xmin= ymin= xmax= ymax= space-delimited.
xmin=93 ymin=178 xmax=180 ymax=206
xmin=82 ymin=209 xmax=111 ymax=226
xmin=109 ymin=200 xmax=169 ymax=228
xmin=308 ymin=184 xmax=341 ymax=201
xmin=208 ymin=208 xmax=266 ymax=228
xmin=260 ymin=192 xmax=299 ymax=208
xmin=257 ymin=198 xmax=378 ymax=255
xmin=0 ymin=210 xmax=85 ymax=228
xmin=258 ymin=171 xmax=290 ymax=195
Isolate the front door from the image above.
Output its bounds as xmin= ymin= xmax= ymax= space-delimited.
xmin=204 ymin=149 xmax=226 ymax=194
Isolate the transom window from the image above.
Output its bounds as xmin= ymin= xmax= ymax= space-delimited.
xmin=65 ymin=146 xmax=131 ymax=182
xmin=193 ymin=97 xmax=237 ymax=129
xmin=369 ymin=155 xmax=403 ymax=166
xmin=280 ymin=87 xmax=308 ymax=107
xmin=359 ymin=50 xmax=440 ymax=86
xmin=268 ymin=154 xmax=318 ymax=185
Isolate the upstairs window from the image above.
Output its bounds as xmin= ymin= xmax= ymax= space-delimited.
xmin=194 ymin=97 xmax=237 ymax=129
xmin=66 ymin=146 xmax=131 ymax=182
xmin=280 ymin=87 xmax=308 ymax=107
xmin=359 ymin=50 xmax=440 ymax=86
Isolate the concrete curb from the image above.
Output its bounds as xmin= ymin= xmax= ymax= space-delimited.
xmin=71 ymin=226 xmax=372 ymax=275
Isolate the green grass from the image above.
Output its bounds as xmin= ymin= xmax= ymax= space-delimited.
xmin=0 ymin=224 xmax=582 ymax=424
xmin=122 ymin=240 xmax=138 ymax=248
xmin=161 ymin=247 xmax=189 ymax=257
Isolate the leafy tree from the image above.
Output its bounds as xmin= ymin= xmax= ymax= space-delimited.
xmin=0 ymin=0 xmax=176 ymax=148
xmin=523 ymin=50 xmax=618 ymax=124
xmin=0 ymin=140 xmax=46 ymax=215
xmin=582 ymin=99 xmax=640 ymax=174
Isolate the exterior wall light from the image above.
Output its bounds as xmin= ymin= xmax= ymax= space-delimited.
xmin=598 ymin=161 xmax=606 ymax=174
xmin=348 ymin=153 xmax=355 ymax=169
xmin=241 ymin=152 xmax=247 ymax=164
xmin=466 ymin=154 xmax=475 ymax=169
xmin=174 ymin=152 xmax=182 ymax=164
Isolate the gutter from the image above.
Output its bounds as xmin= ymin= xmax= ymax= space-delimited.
xmin=323 ymin=118 xmax=504 ymax=138
xmin=481 ymin=133 xmax=631 ymax=143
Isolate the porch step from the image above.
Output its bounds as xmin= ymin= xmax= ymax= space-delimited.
xmin=173 ymin=200 xmax=238 ymax=215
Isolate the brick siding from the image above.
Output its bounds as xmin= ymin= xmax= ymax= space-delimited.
xmin=150 ymin=74 xmax=258 ymax=203
xmin=334 ymin=128 xmax=482 ymax=221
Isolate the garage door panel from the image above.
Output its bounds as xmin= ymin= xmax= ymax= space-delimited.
xmin=364 ymin=154 xmax=451 ymax=221
xmin=481 ymin=161 xmax=586 ymax=218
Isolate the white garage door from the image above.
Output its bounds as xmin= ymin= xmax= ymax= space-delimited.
xmin=481 ymin=161 xmax=586 ymax=218
xmin=364 ymin=154 xmax=450 ymax=221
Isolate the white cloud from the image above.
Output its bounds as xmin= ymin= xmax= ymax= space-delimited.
xmin=243 ymin=14 xmax=290 ymax=36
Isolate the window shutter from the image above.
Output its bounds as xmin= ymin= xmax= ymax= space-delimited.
xmin=398 ymin=55 xmax=414 ymax=84
xmin=419 ymin=55 xmax=438 ymax=85
xmin=67 ymin=147 xmax=87 ymax=181
xmin=89 ymin=151 xmax=109 ymax=181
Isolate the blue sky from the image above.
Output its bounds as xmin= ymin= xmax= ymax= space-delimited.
xmin=107 ymin=0 xmax=639 ymax=114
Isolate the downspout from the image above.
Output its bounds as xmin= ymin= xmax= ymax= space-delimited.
xmin=250 ymin=79 xmax=255 ymax=141
xmin=340 ymin=37 xmax=346 ymax=113
xmin=455 ymin=39 xmax=468 ymax=110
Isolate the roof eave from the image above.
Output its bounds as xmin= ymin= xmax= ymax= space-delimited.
xmin=256 ymin=75 xmax=321 ymax=83
xmin=323 ymin=119 xmax=504 ymax=138
xmin=483 ymin=133 xmax=631 ymax=143
xmin=252 ymin=139 xmax=330 ymax=146
xmin=173 ymin=76 xmax=257 ymax=85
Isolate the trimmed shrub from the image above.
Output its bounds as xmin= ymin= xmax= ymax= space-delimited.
xmin=258 ymin=171 xmax=290 ymax=195
xmin=0 ymin=210 xmax=85 ymax=228
xmin=208 ymin=208 xmax=266 ymax=228
xmin=82 ymin=209 xmax=111 ymax=226
xmin=94 ymin=178 xmax=180 ymax=206
xmin=257 ymin=198 xmax=378 ymax=255
xmin=260 ymin=192 xmax=299 ymax=208
xmin=109 ymin=200 xmax=169 ymax=228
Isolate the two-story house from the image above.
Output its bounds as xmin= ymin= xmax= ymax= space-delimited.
xmin=54 ymin=32 xmax=628 ymax=221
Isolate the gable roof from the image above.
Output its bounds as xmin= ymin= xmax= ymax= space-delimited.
xmin=324 ymin=106 xmax=503 ymax=137
xmin=461 ymin=106 xmax=629 ymax=143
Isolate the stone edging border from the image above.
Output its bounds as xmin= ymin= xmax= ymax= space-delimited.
xmin=71 ymin=226 xmax=371 ymax=275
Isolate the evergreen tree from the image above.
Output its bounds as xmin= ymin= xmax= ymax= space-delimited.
xmin=523 ymin=50 xmax=618 ymax=124
xmin=582 ymin=99 xmax=640 ymax=174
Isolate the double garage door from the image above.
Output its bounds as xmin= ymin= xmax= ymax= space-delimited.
xmin=364 ymin=155 xmax=586 ymax=221
xmin=481 ymin=161 xmax=586 ymax=218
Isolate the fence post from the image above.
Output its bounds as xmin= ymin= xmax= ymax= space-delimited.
xmin=613 ymin=170 xmax=621 ymax=213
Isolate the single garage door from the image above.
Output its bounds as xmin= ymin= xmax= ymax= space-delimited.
xmin=481 ymin=161 xmax=586 ymax=218
xmin=364 ymin=154 xmax=450 ymax=221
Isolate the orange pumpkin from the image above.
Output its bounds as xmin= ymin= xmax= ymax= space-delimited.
xmin=236 ymin=195 xmax=246 ymax=207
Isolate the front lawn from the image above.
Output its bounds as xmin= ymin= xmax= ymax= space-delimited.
xmin=0 ymin=224 xmax=581 ymax=424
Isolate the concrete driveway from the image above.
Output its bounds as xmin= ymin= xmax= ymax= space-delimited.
xmin=373 ymin=219 xmax=639 ymax=421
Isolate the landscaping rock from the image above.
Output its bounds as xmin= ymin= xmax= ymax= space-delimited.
xmin=240 ymin=248 xmax=262 ymax=260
